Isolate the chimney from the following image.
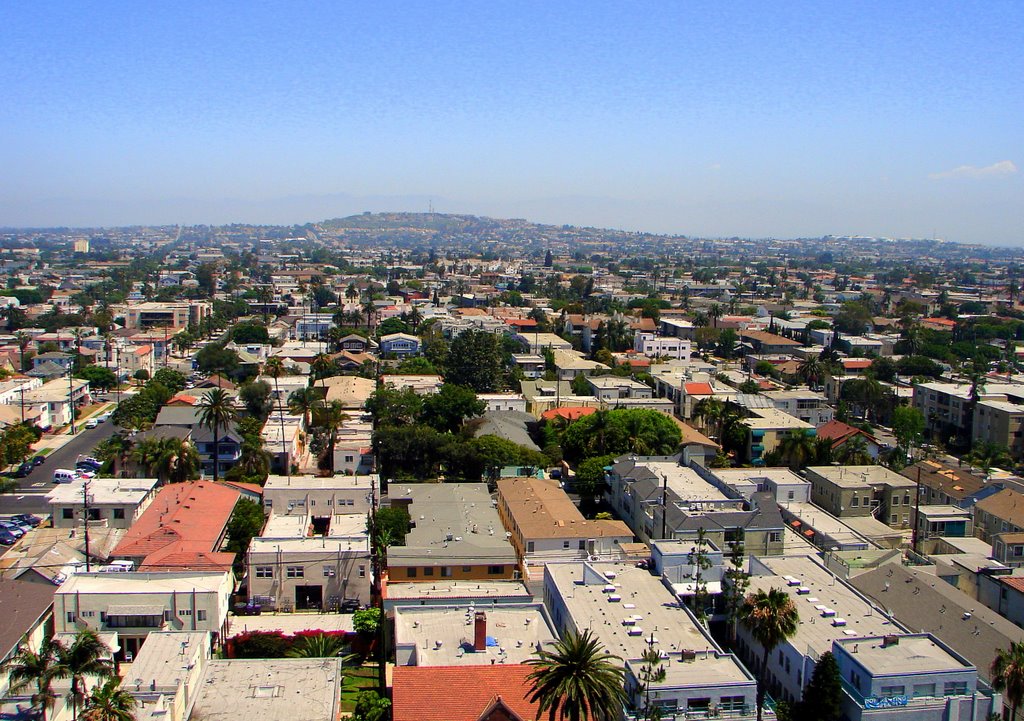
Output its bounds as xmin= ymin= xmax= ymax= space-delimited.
xmin=474 ymin=611 xmax=487 ymax=651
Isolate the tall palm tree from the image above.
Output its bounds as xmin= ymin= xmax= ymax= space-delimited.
xmin=288 ymin=387 xmax=322 ymax=431
xmin=526 ymin=629 xmax=626 ymax=721
xmin=796 ymin=356 xmax=825 ymax=389
xmin=56 ymin=629 xmax=114 ymax=721
xmin=129 ymin=438 xmax=163 ymax=479
xmin=311 ymin=353 xmax=334 ymax=392
xmin=16 ymin=331 xmax=32 ymax=372
xmin=834 ymin=434 xmax=872 ymax=466
xmin=198 ymin=388 xmax=239 ymax=483
xmin=2 ymin=637 xmax=67 ymax=721
xmin=312 ymin=400 xmax=349 ymax=473
xmin=263 ymin=356 xmax=290 ymax=477
xmin=693 ymin=398 xmax=725 ymax=438
xmin=236 ymin=435 xmax=272 ymax=481
xmin=708 ymin=303 xmax=723 ymax=329
xmin=993 ymin=642 xmax=1024 ymax=721
xmin=740 ymin=588 xmax=799 ymax=721
xmin=82 ymin=678 xmax=135 ymax=721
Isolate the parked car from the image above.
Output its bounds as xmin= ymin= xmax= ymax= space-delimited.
xmin=31 ymin=455 xmax=46 ymax=466
xmin=77 ymin=456 xmax=101 ymax=469
xmin=14 ymin=461 xmax=33 ymax=478
xmin=12 ymin=514 xmax=42 ymax=527
xmin=0 ymin=521 xmax=26 ymax=538
xmin=0 ymin=529 xmax=17 ymax=546
xmin=84 ymin=419 xmax=99 ymax=429
xmin=53 ymin=469 xmax=77 ymax=483
xmin=339 ymin=598 xmax=362 ymax=613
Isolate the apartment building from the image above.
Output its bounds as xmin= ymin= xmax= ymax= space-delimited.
xmin=126 ymin=301 xmax=212 ymax=331
xmin=262 ymin=474 xmax=376 ymax=516
xmin=742 ymin=408 xmax=814 ymax=464
xmin=47 ymin=477 xmax=160 ymax=530
xmin=762 ymin=389 xmax=834 ymax=426
xmin=125 ymin=631 xmax=211 ymax=721
xmin=633 ymin=332 xmax=692 ymax=360
xmin=805 ymin=465 xmax=917 ymax=529
xmin=974 ymin=399 xmax=1024 ymax=459
xmin=974 ymin=488 xmax=1024 ymax=542
xmin=495 ymin=477 xmax=632 ymax=581
xmin=386 ymin=483 xmax=519 ymax=583
xmin=247 ymin=512 xmax=371 ymax=611
xmin=54 ymin=571 xmax=234 ymax=661
xmin=544 ymin=562 xmax=758 ymax=719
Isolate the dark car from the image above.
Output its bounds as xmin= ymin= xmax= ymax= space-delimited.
xmin=14 ymin=461 xmax=33 ymax=478
xmin=31 ymin=455 xmax=46 ymax=466
xmin=0 ymin=529 xmax=17 ymax=546
xmin=12 ymin=514 xmax=42 ymax=528
xmin=339 ymin=598 xmax=362 ymax=613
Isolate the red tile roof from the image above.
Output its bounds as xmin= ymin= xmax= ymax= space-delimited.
xmin=112 ymin=482 xmax=244 ymax=570
xmin=541 ymin=406 xmax=597 ymax=422
xmin=684 ymin=382 xmax=714 ymax=395
xmin=392 ymin=665 xmax=540 ymax=721
xmin=816 ymin=419 xmax=876 ymax=448
xmin=1002 ymin=577 xmax=1024 ymax=594
xmin=842 ymin=359 xmax=872 ymax=369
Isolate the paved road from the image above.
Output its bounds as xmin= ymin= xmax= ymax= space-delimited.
xmin=0 ymin=422 xmax=118 ymax=516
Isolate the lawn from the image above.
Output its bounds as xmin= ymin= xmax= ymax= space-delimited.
xmin=339 ymin=663 xmax=379 ymax=713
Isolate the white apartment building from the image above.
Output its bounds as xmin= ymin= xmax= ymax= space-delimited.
xmin=54 ymin=571 xmax=234 ymax=661
xmin=261 ymin=474 xmax=377 ymax=516
xmin=634 ymin=331 xmax=692 ymax=360
xmin=47 ymin=477 xmax=160 ymax=530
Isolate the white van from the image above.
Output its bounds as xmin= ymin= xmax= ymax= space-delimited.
xmin=99 ymin=560 xmax=135 ymax=573
xmin=52 ymin=469 xmax=77 ymax=484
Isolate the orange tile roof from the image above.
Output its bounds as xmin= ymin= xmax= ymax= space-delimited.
xmin=112 ymin=482 xmax=244 ymax=570
xmin=684 ymin=382 xmax=714 ymax=395
xmin=1002 ymin=577 xmax=1024 ymax=594
xmin=842 ymin=359 xmax=872 ymax=369
xmin=392 ymin=665 xmax=540 ymax=721
xmin=541 ymin=407 xmax=597 ymax=422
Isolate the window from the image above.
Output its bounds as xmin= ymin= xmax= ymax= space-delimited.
xmin=81 ymin=610 xmax=95 ymax=618
xmin=407 ymin=567 xmax=417 ymax=578
xmin=345 ymin=456 xmax=354 ymax=463
xmin=944 ymin=682 xmax=968 ymax=696
xmin=63 ymin=508 xmax=74 ymax=519
xmin=255 ymin=566 xmax=273 ymax=578
xmin=441 ymin=567 xmax=452 ymax=577
xmin=462 ymin=566 xmax=472 ymax=573
xmin=563 ymin=540 xmax=571 ymax=549
xmin=423 ymin=567 xmax=434 ymax=577
xmin=904 ymin=494 xmax=911 ymax=505
xmin=527 ymin=541 xmax=535 ymax=552
xmin=719 ymin=697 xmax=745 ymax=712
xmin=1015 ymin=546 xmax=1024 ymax=557
xmin=66 ymin=611 xmax=76 ymax=623
xmin=358 ymin=565 xmax=366 ymax=577
xmin=880 ymin=685 xmax=905 ymax=698
xmin=788 ymin=490 xmax=795 ymax=500
xmin=769 ymin=532 xmax=782 ymax=543
xmin=323 ymin=566 xmax=334 ymax=577
xmin=851 ymin=497 xmax=859 ymax=507
xmin=487 ymin=565 xmax=504 ymax=575
xmin=286 ymin=566 xmax=304 ymax=578
xmin=197 ymin=610 xmax=207 ymax=621
xmin=891 ymin=514 xmax=897 ymax=524
xmin=113 ymin=508 xmax=125 ymax=520
xmin=913 ymin=683 xmax=936 ymax=698
xmin=892 ymin=496 xmax=900 ymax=506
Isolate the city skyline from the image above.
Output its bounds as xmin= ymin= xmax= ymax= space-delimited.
xmin=1 ymin=2 xmax=1021 ymax=244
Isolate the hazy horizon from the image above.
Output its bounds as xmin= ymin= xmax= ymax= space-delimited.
xmin=1 ymin=3 xmax=1021 ymax=244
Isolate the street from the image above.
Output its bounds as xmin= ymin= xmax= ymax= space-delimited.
xmin=0 ymin=421 xmax=118 ymax=516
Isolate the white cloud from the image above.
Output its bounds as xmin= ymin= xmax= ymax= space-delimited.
xmin=928 ymin=160 xmax=1017 ymax=180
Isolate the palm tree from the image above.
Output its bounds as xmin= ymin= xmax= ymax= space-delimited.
xmin=740 ymin=588 xmax=799 ymax=721
xmin=362 ymin=300 xmax=376 ymax=331
xmin=993 ymin=642 xmax=1024 ymax=721
xmin=311 ymin=353 xmax=334 ymax=391
xmin=236 ymin=435 xmax=272 ymax=481
xmin=526 ymin=629 xmax=626 ymax=721
xmin=834 ymin=434 xmax=872 ymax=465
xmin=198 ymin=388 xmax=240 ymax=483
xmin=81 ymin=678 xmax=135 ymax=721
xmin=288 ymin=387 xmax=322 ymax=430
xmin=154 ymin=437 xmax=201 ymax=484
xmin=56 ymin=629 xmax=114 ymax=721
xmin=775 ymin=430 xmax=817 ymax=470
xmin=693 ymin=398 xmax=725 ymax=438
xmin=312 ymin=400 xmax=349 ymax=473
xmin=708 ymin=303 xmax=723 ymax=329
xmin=2 ymin=637 xmax=67 ymax=721
xmin=797 ymin=356 xmax=825 ymax=389
xmin=129 ymin=437 xmax=163 ymax=479
xmin=286 ymin=633 xmax=347 ymax=659
xmin=16 ymin=331 xmax=32 ymax=372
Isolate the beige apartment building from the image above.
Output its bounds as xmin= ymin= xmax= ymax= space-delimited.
xmin=806 ymin=465 xmax=917 ymax=529
xmin=126 ymin=301 xmax=212 ymax=331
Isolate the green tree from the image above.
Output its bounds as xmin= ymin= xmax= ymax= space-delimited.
xmin=717 ymin=328 xmax=739 ymax=359
xmin=421 ymin=384 xmax=485 ymax=432
xmin=574 ymin=454 xmax=616 ymax=506
xmin=891 ymin=405 xmax=924 ymax=457
xmin=571 ymin=373 xmax=591 ymax=396
xmin=287 ymin=386 xmax=323 ymax=429
xmin=350 ymin=690 xmax=390 ymax=721
xmin=636 ymin=646 xmax=667 ymax=721
xmin=965 ymin=441 xmax=1013 ymax=473
xmin=57 ymin=629 xmax=115 ymax=721
xmin=740 ymin=588 xmax=800 ymax=721
xmin=373 ymin=507 xmax=411 ymax=546
xmin=834 ymin=434 xmax=873 ymax=466
xmin=365 ymin=386 xmax=423 ymax=427
xmin=722 ymin=535 xmax=750 ymax=644
xmin=150 ymin=368 xmax=187 ymax=394
xmin=225 ymin=499 xmax=265 ymax=562
xmin=310 ymin=400 xmax=349 ymax=473
xmin=239 ymin=380 xmax=274 ymax=420
xmin=195 ymin=343 xmax=241 ymax=377
xmin=198 ymin=388 xmax=240 ymax=483
xmin=2 ymin=423 xmax=38 ymax=467
xmin=285 ymin=634 xmax=347 ymax=659
xmin=561 ymin=409 xmax=682 ymax=462
xmin=229 ymin=320 xmax=270 ymax=344
xmin=446 ymin=329 xmax=503 ymax=392
xmin=76 ymin=365 xmax=117 ymax=392
xmin=526 ymin=629 xmax=626 ymax=721
xmin=82 ymin=678 xmax=136 ymax=721
xmin=793 ymin=652 xmax=842 ymax=721
xmin=2 ymin=637 xmax=66 ymax=721
xmin=775 ymin=430 xmax=819 ymax=470
xmin=992 ymin=641 xmax=1024 ymax=721
xmin=353 ymin=607 xmax=382 ymax=636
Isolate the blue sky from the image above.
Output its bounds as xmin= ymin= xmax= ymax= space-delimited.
xmin=1 ymin=2 xmax=1021 ymax=244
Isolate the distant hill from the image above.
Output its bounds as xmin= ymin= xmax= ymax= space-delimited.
xmin=319 ymin=212 xmax=513 ymax=234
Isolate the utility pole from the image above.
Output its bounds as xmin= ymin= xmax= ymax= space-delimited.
xmin=912 ymin=464 xmax=922 ymax=554
xmin=661 ymin=474 xmax=668 ymax=539
xmin=19 ymin=383 xmax=25 ymax=423
xmin=82 ymin=477 xmax=92 ymax=571
xmin=67 ymin=365 xmax=76 ymax=435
